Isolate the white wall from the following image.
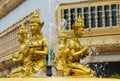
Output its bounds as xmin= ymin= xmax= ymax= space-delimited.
xmin=61 ymin=0 xmax=88 ymax=3
xmin=0 ymin=0 xmax=88 ymax=35
xmin=0 ymin=0 xmax=49 ymax=32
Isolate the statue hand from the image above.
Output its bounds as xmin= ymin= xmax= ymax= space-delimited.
xmin=29 ymin=48 xmax=39 ymax=58
xmin=80 ymin=46 xmax=89 ymax=59
xmin=83 ymin=46 xmax=89 ymax=55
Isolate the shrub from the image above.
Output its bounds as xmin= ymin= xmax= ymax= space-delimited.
xmin=109 ymin=74 xmax=120 ymax=79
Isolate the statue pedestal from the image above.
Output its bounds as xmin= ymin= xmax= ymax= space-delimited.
xmin=0 ymin=77 xmax=119 ymax=81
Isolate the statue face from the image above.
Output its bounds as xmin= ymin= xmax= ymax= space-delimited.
xmin=30 ymin=23 xmax=39 ymax=34
xmin=74 ymin=27 xmax=84 ymax=37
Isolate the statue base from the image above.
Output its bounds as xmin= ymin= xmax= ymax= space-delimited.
xmin=46 ymin=66 xmax=52 ymax=76
xmin=0 ymin=77 xmax=119 ymax=81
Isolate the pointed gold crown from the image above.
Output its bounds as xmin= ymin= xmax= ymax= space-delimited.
xmin=18 ymin=24 xmax=27 ymax=34
xmin=29 ymin=11 xmax=40 ymax=24
xmin=58 ymin=26 xmax=67 ymax=38
xmin=29 ymin=10 xmax=44 ymax=27
xmin=72 ymin=15 xmax=84 ymax=30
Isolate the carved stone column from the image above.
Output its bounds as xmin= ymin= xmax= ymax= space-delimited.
xmin=119 ymin=4 xmax=120 ymax=26
xmin=88 ymin=7 xmax=91 ymax=28
xmin=116 ymin=4 xmax=119 ymax=26
xmin=61 ymin=9 xmax=64 ymax=21
xmin=102 ymin=5 xmax=105 ymax=27
xmin=109 ymin=5 xmax=112 ymax=27
xmin=75 ymin=8 xmax=77 ymax=19
xmin=82 ymin=8 xmax=84 ymax=25
xmin=95 ymin=6 xmax=98 ymax=28
xmin=68 ymin=8 xmax=71 ymax=30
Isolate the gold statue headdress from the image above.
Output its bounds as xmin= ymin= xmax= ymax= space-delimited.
xmin=58 ymin=26 xmax=67 ymax=38
xmin=72 ymin=15 xmax=84 ymax=30
xmin=29 ymin=11 xmax=44 ymax=27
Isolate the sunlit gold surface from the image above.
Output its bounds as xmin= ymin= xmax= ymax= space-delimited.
xmin=55 ymin=17 xmax=95 ymax=77
xmin=8 ymin=11 xmax=48 ymax=78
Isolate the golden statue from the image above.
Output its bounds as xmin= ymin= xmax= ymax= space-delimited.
xmin=13 ymin=24 xmax=28 ymax=63
xmin=55 ymin=16 xmax=95 ymax=77
xmin=9 ymin=24 xmax=29 ymax=77
xmin=67 ymin=17 xmax=95 ymax=77
xmin=9 ymin=11 xmax=48 ymax=78
xmin=27 ymin=11 xmax=48 ymax=76
xmin=55 ymin=26 xmax=69 ymax=76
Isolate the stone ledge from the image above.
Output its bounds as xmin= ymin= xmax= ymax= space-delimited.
xmin=0 ymin=77 xmax=119 ymax=81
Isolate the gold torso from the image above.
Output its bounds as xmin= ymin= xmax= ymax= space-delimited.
xmin=29 ymin=37 xmax=46 ymax=61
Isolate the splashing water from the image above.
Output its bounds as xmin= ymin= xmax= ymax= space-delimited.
xmin=79 ymin=46 xmax=110 ymax=77
xmin=47 ymin=0 xmax=61 ymax=66
xmin=87 ymin=47 xmax=109 ymax=77
xmin=80 ymin=46 xmax=99 ymax=64
xmin=90 ymin=62 xmax=109 ymax=77
xmin=45 ymin=0 xmax=61 ymax=76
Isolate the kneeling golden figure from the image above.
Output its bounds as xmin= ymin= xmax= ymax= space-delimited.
xmin=9 ymin=24 xmax=29 ymax=78
xmin=9 ymin=11 xmax=48 ymax=78
xmin=67 ymin=17 xmax=95 ymax=77
xmin=55 ymin=27 xmax=69 ymax=76
xmin=55 ymin=16 xmax=95 ymax=77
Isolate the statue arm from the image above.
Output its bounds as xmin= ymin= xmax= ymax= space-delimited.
xmin=12 ymin=45 xmax=26 ymax=62
xmin=34 ymin=46 xmax=48 ymax=56
xmin=32 ymin=38 xmax=48 ymax=56
xmin=57 ymin=48 xmax=69 ymax=60
xmin=12 ymin=52 xmax=24 ymax=62
xmin=71 ymin=46 xmax=88 ymax=57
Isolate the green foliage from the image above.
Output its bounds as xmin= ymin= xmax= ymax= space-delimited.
xmin=109 ymin=74 xmax=120 ymax=79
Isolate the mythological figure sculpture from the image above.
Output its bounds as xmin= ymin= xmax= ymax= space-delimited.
xmin=9 ymin=10 xmax=95 ymax=77
xmin=67 ymin=17 xmax=95 ymax=77
xmin=9 ymin=24 xmax=29 ymax=77
xmin=55 ymin=26 xmax=69 ymax=76
xmin=28 ymin=11 xmax=48 ymax=76
xmin=9 ymin=11 xmax=48 ymax=78
xmin=55 ymin=16 xmax=95 ymax=77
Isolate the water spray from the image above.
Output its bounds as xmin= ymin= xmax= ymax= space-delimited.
xmin=46 ymin=0 xmax=60 ymax=76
